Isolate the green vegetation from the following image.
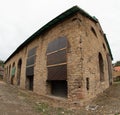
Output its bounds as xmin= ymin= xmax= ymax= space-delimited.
xmin=34 ymin=102 xmax=73 ymax=115
xmin=0 ymin=60 xmax=4 ymax=68
xmin=114 ymin=61 xmax=120 ymax=67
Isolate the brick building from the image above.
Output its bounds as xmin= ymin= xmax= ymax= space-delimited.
xmin=113 ymin=66 xmax=120 ymax=82
xmin=4 ymin=6 xmax=113 ymax=106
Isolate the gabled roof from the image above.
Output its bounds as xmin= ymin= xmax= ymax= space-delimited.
xmin=5 ymin=5 xmax=113 ymax=63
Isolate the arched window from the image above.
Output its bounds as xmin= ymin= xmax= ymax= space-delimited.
xmin=46 ymin=37 xmax=68 ymax=97
xmin=26 ymin=47 xmax=37 ymax=91
xmin=98 ymin=53 xmax=104 ymax=82
xmin=9 ymin=65 xmax=11 ymax=78
xmin=17 ymin=59 xmax=22 ymax=86
xmin=11 ymin=62 xmax=16 ymax=84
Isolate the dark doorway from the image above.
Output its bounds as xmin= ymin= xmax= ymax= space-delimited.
xmin=51 ymin=80 xmax=67 ymax=97
xmin=98 ymin=53 xmax=104 ymax=82
xmin=26 ymin=76 xmax=34 ymax=91
xmin=17 ymin=59 xmax=22 ymax=86
xmin=11 ymin=77 xmax=14 ymax=85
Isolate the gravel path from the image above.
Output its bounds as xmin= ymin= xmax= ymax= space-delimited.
xmin=0 ymin=81 xmax=38 ymax=115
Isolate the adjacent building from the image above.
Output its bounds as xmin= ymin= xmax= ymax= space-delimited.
xmin=113 ymin=66 xmax=120 ymax=82
xmin=4 ymin=6 xmax=113 ymax=107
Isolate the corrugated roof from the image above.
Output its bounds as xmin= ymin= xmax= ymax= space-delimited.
xmin=5 ymin=5 xmax=113 ymax=63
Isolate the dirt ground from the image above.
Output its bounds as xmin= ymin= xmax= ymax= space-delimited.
xmin=0 ymin=80 xmax=120 ymax=115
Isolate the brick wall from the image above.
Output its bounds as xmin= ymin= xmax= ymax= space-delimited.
xmin=4 ymin=12 xmax=112 ymax=107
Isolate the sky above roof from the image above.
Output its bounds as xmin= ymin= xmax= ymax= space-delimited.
xmin=0 ymin=0 xmax=120 ymax=63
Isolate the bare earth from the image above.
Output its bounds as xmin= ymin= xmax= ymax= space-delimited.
xmin=0 ymin=80 xmax=120 ymax=115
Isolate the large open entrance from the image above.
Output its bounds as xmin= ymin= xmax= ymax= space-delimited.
xmin=8 ymin=65 xmax=11 ymax=82
xmin=26 ymin=75 xmax=34 ymax=91
xmin=11 ymin=62 xmax=15 ymax=85
xmin=51 ymin=80 xmax=67 ymax=97
xmin=98 ymin=53 xmax=104 ymax=82
xmin=46 ymin=37 xmax=68 ymax=98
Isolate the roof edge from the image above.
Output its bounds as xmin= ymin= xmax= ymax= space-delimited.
xmin=4 ymin=6 xmax=99 ymax=63
xmin=104 ymin=34 xmax=113 ymax=60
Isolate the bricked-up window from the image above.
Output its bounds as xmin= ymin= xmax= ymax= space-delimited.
xmin=11 ymin=62 xmax=15 ymax=77
xmin=17 ymin=59 xmax=22 ymax=86
xmin=26 ymin=47 xmax=37 ymax=76
xmin=11 ymin=62 xmax=15 ymax=85
xmin=98 ymin=53 xmax=104 ymax=82
xmin=46 ymin=37 xmax=68 ymax=80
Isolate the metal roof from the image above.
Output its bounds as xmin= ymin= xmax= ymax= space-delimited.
xmin=5 ymin=5 xmax=113 ymax=63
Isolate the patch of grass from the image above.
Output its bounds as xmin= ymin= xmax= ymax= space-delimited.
xmin=114 ymin=112 xmax=120 ymax=115
xmin=113 ymin=81 xmax=120 ymax=84
xmin=18 ymin=92 xmax=28 ymax=97
xmin=34 ymin=102 xmax=50 ymax=114
xmin=34 ymin=102 xmax=73 ymax=115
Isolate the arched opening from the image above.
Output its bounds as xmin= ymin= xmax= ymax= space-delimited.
xmin=5 ymin=66 xmax=9 ymax=82
xmin=6 ymin=66 xmax=8 ymax=81
xmin=17 ymin=59 xmax=22 ymax=86
xmin=98 ymin=53 xmax=104 ymax=82
xmin=46 ymin=37 xmax=68 ymax=98
xmin=106 ymin=54 xmax=112 ymax=85
xmin=8 ymin=65 xmax=11 ymax=78
xmin=11 ymin=62 xmax=16 ymax=85
xmin=8 ymin=65 xmax=11 ymax=82
xmin=26 ymin=47 xmax=37 ymax=91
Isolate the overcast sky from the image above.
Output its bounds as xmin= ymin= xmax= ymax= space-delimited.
xmin=0 ymin=0 xmax=120 ymax=63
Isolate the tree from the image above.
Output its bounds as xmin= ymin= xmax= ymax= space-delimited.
xmin=0 ymin=60 xmax=4 ymax=68
xmin=114 ymin=61 xmax=120 ymax=67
